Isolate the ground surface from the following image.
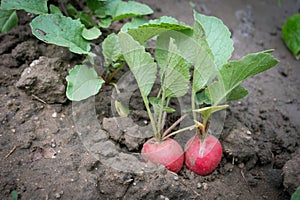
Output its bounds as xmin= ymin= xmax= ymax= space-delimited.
xmin=0 ymin=0 xmax=299 ymax=199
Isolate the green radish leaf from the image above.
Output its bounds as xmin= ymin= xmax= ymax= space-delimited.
xmin=66 ymin=4 xmax=94 ymax=27
xmin=66 ymin=3 xmax=78 ymax=17
xmin=194 ymin=104 xmax=229 ymax=117
xmin=82 ymin=26 xmax=102 ymax=40
xmin=226 ymin=85 xmax=248 ymax=101
xmin=12 ymin=190 xmax=18 ymax=200
xmin=98 ymin=17 xmax=112 ymax=28
xmin=30 ymin=14 xmax=91 ymax=55
xmin=203 ymin=84 xmax=248 ymax=104
xmin=149 ymin=98 xmax=175 ymax=114
xmin=207 ymin=51 xmax=279 ymax=105
xmin=163 ymin=107 xmax=176 ymax=113
xmin=118 ymin=32 xmax=157 ymax=98
xmin=282 ymin=14 xmax=300 ymax=59
xmin=196 ymin=91 xmax=212 ymax=105
xmin=0 ymin=0 xmax=48 ymax=14
xmin=194 ymin=11 xmax=233 ymax=68
xmin=0 ymin=9 xmax=18 ymax=33
xmin=87 ymin=0 xmax=120 ymax=18
xmin=121 ymin=17 xmax=149 ymax=32
xmin=291 ymin=186 xmax=300 ymax=200
xmin=156 ymin=30 xmax=195 ymax=67
xmin=66 ymin=65 xmax=105 ymax=101
xmin=115 ymin=100 xmax=129 ymax=117
xmin=113 ymin=1 xmax=153 ymax=20
xmin=102 ymin=33 xmax=121 ymax=62
xmin=127 ymin=16 xmax=193 ymax=44
xmin=50 ymin=5 xmax=62 ymax=15
xmin=149 ymin=97 xmax=162 ymax=116
xmin=192 ymin=15 xmax=217 ymax=93
xmin=160 ymin=38 xmax=190 ymax=98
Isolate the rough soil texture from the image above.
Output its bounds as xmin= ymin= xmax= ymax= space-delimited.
xmin=1 ymin=0 xmax=300 ymax=200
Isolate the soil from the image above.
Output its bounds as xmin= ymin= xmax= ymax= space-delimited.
xmin=1 ymin=0 xmax=300 ymax=200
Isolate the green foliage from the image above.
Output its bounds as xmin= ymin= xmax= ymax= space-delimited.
xmin=12 ymin=190 xmax=18 ymax=200
xmin=49 ymin=5 xmax=62 ymax=15
xmin=118 ymin=11 xmax=279 ymax=139
xmin=282 ymin=14 xmax=300 ymax=59
xmin=66 ymin=3 xmax=95 ymax=27
xmin=192 ymin=13 xmax=217 ymax=93
xmin=194 ymin=11 xmax=233 ymax=68
xmin=102 ymin=33 xmax=122 ymax=64
xmin=66 ymin=65 xmax=105 ymax=101
xmin=82 ymin=27 xmax=102 ymax=40
xmin=206 ymin=51 xmax=279 ymax=105
xmin=291 ymin=186 xmax=300 ymax=200
xmin=0 ymin=9 xmax=18 ymax=33
xmin=30 ymin=14 xmax=91 ymax=54
xmin=121 ymin=17 xmax=149 ymax=32
xmin=159 ymin=38 xmax=190 ymax=98
xmin=194 ymin=105 xmax=229 ymax=119
xmin=87 ymin=0 xmax=153 ymax=28
xmin=119 ymin=32 xmax=157 ymax=97
xmin=113 ymin=1 xmax=153 ymax=20
xmin=0 ymin=0 xmax=48 ymax=14
xmin=127 ymin=16 xmax=193 ymax=44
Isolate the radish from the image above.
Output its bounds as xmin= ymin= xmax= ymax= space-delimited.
xmin=185 ymin=134 xmax=222 ymax=175
xmin=183 ymin=105 xmax=227 ymax=175
xmin=141 ymin=138 xmax=184 ymax=173
xmin=118 ymin=14 xmax=278 ymax=175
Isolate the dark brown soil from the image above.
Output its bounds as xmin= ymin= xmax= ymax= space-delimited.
xmin=1 ymin=0 xmax=299 ymax=199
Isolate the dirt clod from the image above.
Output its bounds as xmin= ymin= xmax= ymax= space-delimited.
xmin=283 ymin=148 xmax=300 ymax=195
xmin=16 ymin=56 xmax=67 ymax=104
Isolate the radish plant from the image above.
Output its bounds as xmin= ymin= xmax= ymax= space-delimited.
xmin=0 ymin=0 xmax=153 ymax=101
xmin=117 ymin=11 xmax=279 ymax=174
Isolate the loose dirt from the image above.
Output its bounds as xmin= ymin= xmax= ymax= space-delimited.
xmin=0 ymin=0 xmax=299 ymax=199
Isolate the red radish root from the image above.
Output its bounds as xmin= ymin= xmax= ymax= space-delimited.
xmin=141 ymin=138 xmax=184 ymax=173
xmin=185 ymin=134 xmax=222 ymax=175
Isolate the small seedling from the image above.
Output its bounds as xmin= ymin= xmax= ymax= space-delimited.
xmin=0 ymin=0 xmax=154 ymax=101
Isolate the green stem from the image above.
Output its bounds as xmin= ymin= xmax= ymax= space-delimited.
xmin=162 ymin=113 xmax=188 ymax=138
xmin=160 ymin=97 xmax=170 ymax=133
xmin=191 ymin=91 xmax=197 ymax=122
xmin=157 ymin=90 xmax=166 ymax=138
xmin=143 ymin=97 xmax=158 ymax=141
xmin=163 ymin=125 xmax=197 ymax=140
xmin=201 ymin=114 xmax=211 ymax=138
xmin=106 ymin=64 xmax=124 ymax=83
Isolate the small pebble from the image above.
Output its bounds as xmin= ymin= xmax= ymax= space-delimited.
xmin=224 ymin=163 xmax=234 ymax=172
xmin=54 ymin=192 xmax=61 ymax=199
xmin=160 ymin=195 xmax=169 ymax=200
xmin=51 ymin=140 xmax=56 ymax=148
xmin=173 ymin=176 xmax=179 ymax=181
xmin=246 ymin=130 xmax=252 ymax=135
xmin=238 ymin=163 xmax=245 ymax=169
xmin=197 ymin=182 xmax=202 ymax=189
xmin=52 ymin=112 xmax=57 ymax=118
xmin=202 ymin=183 xmax=208 ymax=190
xmin=11 ymin=129 xmax=16 ymax=133
xmin=21 ymin=184 xmax=26 ymax=192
